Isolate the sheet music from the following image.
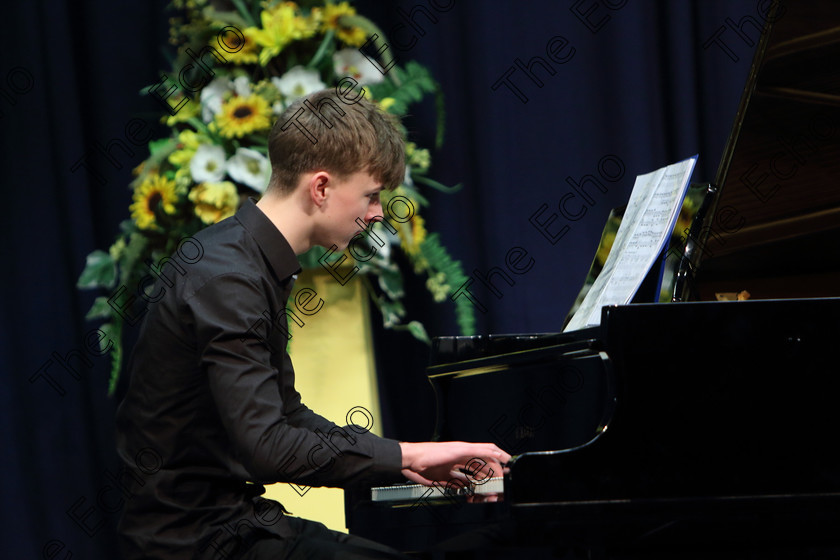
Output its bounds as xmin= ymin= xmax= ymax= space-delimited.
xmin=564 ymin=156 xmax=697 ymax=331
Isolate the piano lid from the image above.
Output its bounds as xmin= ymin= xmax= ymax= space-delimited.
xmin=694 ymin=0 xmax=840 ymax=300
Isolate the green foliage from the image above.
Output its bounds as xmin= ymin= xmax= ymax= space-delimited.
xmin=368 ymin=62 xmax=446 ymax=147
xmin=77 ymin=251 xmax=117 ymax=290
xmin=418 ymin=233 xmax=475 ymax=336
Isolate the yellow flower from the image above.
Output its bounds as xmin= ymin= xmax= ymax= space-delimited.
xmin=251 ymin=2 xmax=317 ymax=65
xmin=130 ymin=174 xmax=178 ymax=230
xmin=410 ymin=214 xmax=427 ymax=248
xmin=596 ymin=231 xmax=616 ymax=266
xmin=379 ymin=97 xmax=396 ymax=112
xmin=168 ymin=130 xmax=201 ymax=166
xmin=168 ymin=130 xmax=204 ymax=183
xmin=337 ymin=26 xmax=367 ymax=47
xmin=322 ymin=2 xmax=356 ymax=29
xmin=215 ymin=94 xmax=272 ymax=138
xmin=322 ymin=3 xmax=367 ymax=47
xmin=398 ymin=213 xmax=427 ymax=257
xmin=219 ymin=27 xmax=260 ymax=65
xmin=163 ymin=97 xmax=200 ymax=126
xmin=673 ymin=196 xmax=697 ymax=238
xmin=174 ymin=141 xmax=199 ymax=158
xmin=406 ymin=142 xmax=430 ymax=172
xmin=189 ymin=181 xmax=239 ymax=224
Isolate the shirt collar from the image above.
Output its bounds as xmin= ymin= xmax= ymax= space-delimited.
xmin=235 ymin=198 xmax=301 ymax=281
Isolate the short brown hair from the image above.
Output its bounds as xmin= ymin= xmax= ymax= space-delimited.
xmin=266 ymin=89 xmax=405 ymax=194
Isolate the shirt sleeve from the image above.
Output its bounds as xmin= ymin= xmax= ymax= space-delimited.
xmin=189 ymin=272 xmax=403 ymax=487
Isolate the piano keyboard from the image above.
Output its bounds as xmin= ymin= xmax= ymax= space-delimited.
xmin=371 ymin=476 xmax=504 ymax=502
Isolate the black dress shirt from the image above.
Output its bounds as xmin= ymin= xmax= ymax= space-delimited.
xmin=115 ymin=199 xmax=403 ymax=559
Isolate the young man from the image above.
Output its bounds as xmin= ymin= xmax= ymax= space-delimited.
xmin=115 ymin=89 xmax=510 ymax=559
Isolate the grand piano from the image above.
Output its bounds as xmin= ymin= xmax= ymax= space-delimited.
xmin=346 ymin=2 xmax=840 ymax=557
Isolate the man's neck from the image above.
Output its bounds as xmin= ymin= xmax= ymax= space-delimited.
xmin=256 ymin=193 xmax=314 ymax=255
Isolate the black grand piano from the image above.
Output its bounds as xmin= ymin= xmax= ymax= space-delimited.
xmin=346 ymin=2 xmax=840 ymax=557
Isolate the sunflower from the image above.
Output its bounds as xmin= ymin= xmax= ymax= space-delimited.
xmin=130 ymin=174 xmax=178 ymax=230
xmin=322 ymin=1 xmax=355 ymax=28
xmin=219 ymin=27 xmax=260 ymax=65
xmin=215 ymin=94 xmax=272 ymax=138
xmin=322 ymin=2 xmax=367 ymax=47
xmin=319 ymin=2 xmax=367 ymax=47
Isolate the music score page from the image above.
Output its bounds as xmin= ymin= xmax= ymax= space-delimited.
xmin=564 ymin=155 xmax=697 ymax=331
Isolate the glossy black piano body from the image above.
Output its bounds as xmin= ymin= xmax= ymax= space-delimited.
xmin=508 ymin=298 xmax=840 ymax=552
xmin=347 ymin=299 xmax=840 ymax=555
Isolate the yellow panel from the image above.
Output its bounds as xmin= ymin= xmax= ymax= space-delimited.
xmin=262 ymin=269 xmax=381 ymax=533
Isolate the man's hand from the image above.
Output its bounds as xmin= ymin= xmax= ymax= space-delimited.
xmin=398 ymin=441 xmax=511 ymax=487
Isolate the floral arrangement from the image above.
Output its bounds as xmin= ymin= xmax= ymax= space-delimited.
xmin=77 ymin=0 xmax=475 ymax=394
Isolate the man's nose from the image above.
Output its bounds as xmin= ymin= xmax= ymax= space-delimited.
xmin=365 ymin=201 xmax=383 ymax=223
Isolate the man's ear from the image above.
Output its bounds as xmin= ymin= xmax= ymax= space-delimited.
xmin=308 ymin=171 xmax=331 ymax=208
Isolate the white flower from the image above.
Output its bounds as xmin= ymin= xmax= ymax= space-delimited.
xmin=200 ymin=77 xmax=233 ymax=122
xmin=272 ymin=66 xmax=326 ymax=102
xmin=227 ymin=147 xmax=271 ymax=193
xmin=332 ymin=49 xmax=384 ymax=86
xmin=232 ymin=75 xmax=252 ymax=97
xmin=190 ymin=144 xmax=227 ymax=183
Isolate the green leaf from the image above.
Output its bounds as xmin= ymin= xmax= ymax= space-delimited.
xmin=85 ymin=296 xmax=115 ymax=321
xmin=148 ymin=138 xmax=175 ymax=157
xmin=369 ymin=61 xmax=440 ymax=118
xmin=417 ymin=233 xmax=476 ymax=336
xmin=378 ymin=298 xmax=405 ymax=327
xmin=377 ymin=267 xmax=404 ymax=299
xmin=434 ymin=85 xmax=446 ymax=149
xmin=412 ymin=175 xmax=462 ymax=194
xmin=307 ymin=29 xmax=335 ymax=69
xmin=405 ymin=320 xmax=430 ymax=344
xmin=119 ymin=219 xmax=137 ymax=235
xmin=186 ymin=117 xmax=212 ymax=137
xmin=121 ymin=233 xmax=150 ymax=272
xmin=77 ymin=250 xmax=117 ymax=290
xmin=226 ymin=0 xmax=257 ymax=27
xmin=101 ymin=320 xmax=124 ymax=396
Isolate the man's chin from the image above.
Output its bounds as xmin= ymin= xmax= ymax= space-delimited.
xmin=313 ymin=238 xmax=352 ymax=251
xmin=316 ymin=232 xmax=362 ymax=252
xmin=343 ymin=232 xmax=366 ymax=250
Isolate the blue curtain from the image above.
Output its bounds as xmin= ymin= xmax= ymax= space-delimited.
xmin=2 ymin=0 xmax=758 ymax=556
xmin=356 ymin=0 xmax=758 ymax=335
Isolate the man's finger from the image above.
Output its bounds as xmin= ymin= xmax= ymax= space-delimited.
xmin=401 ymin=469 xmax=435 ymax=487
